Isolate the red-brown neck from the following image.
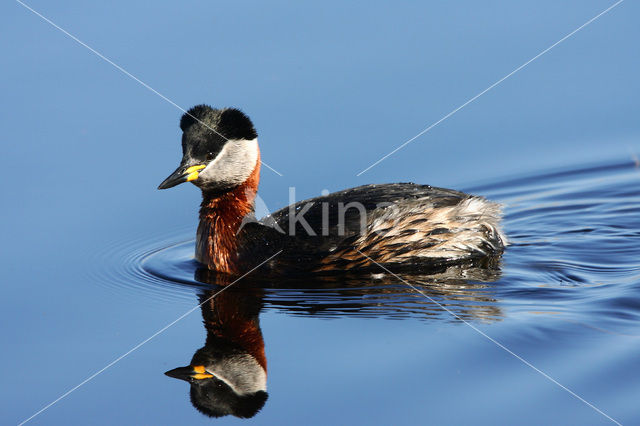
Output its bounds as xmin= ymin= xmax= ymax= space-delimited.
xmin=196 ymin=153 xmax=260 ymax=274
xmin=202 ymin=288 xmax=267 ymax=371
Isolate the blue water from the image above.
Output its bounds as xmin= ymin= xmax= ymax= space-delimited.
xmin=2 ymin=1 xmax=640 ymax=425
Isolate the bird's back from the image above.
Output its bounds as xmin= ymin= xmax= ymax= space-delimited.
xmin=237 ymin=183 xmax=506 ymax=275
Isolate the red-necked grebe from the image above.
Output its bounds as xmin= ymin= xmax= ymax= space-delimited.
xmin=158 ymin=105 xmax=506 ymax=275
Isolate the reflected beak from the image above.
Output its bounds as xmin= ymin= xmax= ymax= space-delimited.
xmin=164 ymin=365 xmax=214 ymax=382
xmin=158 ymin=164 xmax=206 ymax=190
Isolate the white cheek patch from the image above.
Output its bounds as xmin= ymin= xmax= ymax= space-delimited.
xmin=207 ymin=354 xmax=267 ymax=395
xmin=199 ymin=138 xmax=259 ymax=187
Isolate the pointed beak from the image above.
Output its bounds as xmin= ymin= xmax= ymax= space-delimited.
xmin=157 ymin=164 xmax=206 ymax=189
xmin=164 ymin=365 xmax=214 ymax=382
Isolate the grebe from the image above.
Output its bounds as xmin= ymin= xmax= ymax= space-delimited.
xmin=166 ymin=287 xmax=267 ymax=418
xmin=158 ymin=105 xmax=506 ymax=275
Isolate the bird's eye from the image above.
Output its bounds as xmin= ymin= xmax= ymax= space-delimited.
xmin=205 ymin=152 xmax=214 ymax=161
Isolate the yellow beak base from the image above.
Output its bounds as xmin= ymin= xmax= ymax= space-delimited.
xmin=191 ymin=365 xmax=213 ymax=379
xmin=158 ymin=164 xmax=206 ymax=189
xmin=186 ymin=165 xmax=206 ymax=182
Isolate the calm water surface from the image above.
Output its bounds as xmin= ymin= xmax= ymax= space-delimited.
xmin=13 ymin=159 xmax=636 ymax=425
xmin=3 ymin=2 xmax=639 ymax=424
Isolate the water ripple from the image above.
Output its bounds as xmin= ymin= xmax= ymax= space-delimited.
xmin=91 ymin=159 xmax=640 ymax=332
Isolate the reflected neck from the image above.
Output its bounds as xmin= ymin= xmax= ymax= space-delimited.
xmin=202 ymin=290 xmax=267 ymax=371
xmin=196 ymin=157 xmax=260 ymax=274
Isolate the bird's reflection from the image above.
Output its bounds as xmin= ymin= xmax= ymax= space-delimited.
xmin=165 ymin=284 xmax=268 ymax=418
xmin=166 ymin=257 xmax=503 ymax=419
